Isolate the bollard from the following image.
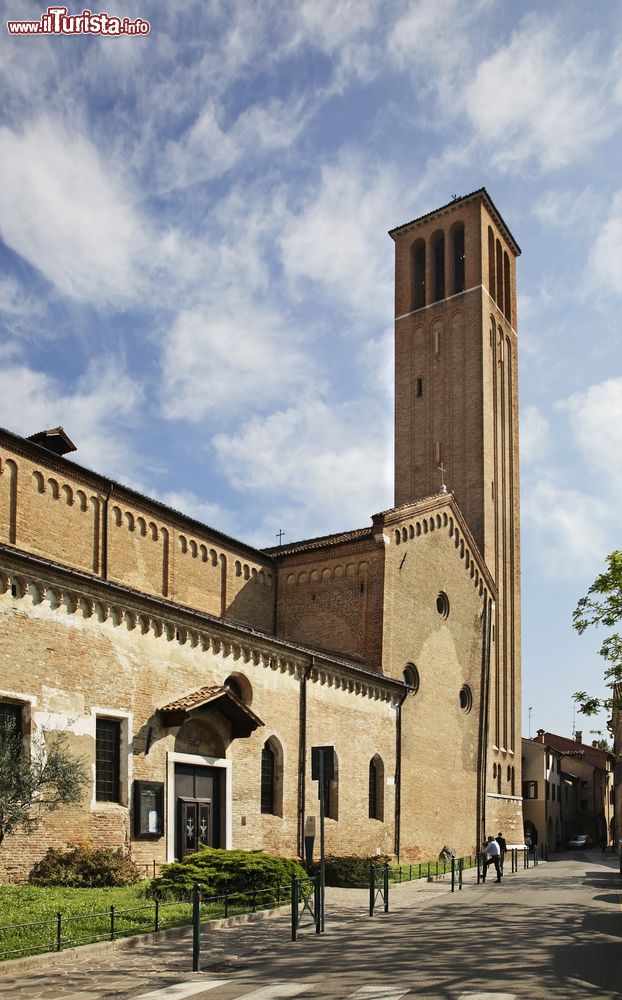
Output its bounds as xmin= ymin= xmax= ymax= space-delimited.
xmin=56 ymin=911 xmax=62 ymax=952
xmin=476 ymin=852 xmax=482 ymax=884
xmin=383 ymin=863 xmax=389 ymax=913
xmin=154 ymin=893 xmax=159 ymax=933
xmin=314 ymin=875 xmax=321 ymax=934
xmin=110 ymin=905 xmax=115 ymax=942
xmin=369 ymin=865 xmax=375 ymax=917
xmin=459 ymin=857 xmax=463 ymax=891
xmin=451 ymin=856 xmax=456 ymax=892
xmin=192 ymin=883 xmax=201 ymax=971
xmin=292 ymin=876 xmax=299 ymax=940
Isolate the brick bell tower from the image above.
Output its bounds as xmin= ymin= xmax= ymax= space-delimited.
xmin=389 ymin=189 xmax=522 ymax=814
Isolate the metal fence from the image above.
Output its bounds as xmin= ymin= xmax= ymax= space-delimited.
xmin=0 ymin=845 xmax=551 ymax=963
xmin=0 ymin=881 xmax=294 ymax=961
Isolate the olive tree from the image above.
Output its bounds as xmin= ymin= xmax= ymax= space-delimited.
xmin=0 ymin=718 xmax=88 ymax=847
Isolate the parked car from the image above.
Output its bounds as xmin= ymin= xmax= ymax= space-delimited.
xmin=567 ymin=835 xmax=593 ymax=850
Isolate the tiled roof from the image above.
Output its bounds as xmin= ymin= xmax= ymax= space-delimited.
xmin=388 ymin=187 xmax=521 ymax=256
xmin=160 ymin=684 xmax=264 ymax=729
xmin=265 ymin=526 xmax=373 ymax=556
xmin=161 ymin=685 xmax=226 ymax=712
xmin=541 ymin=732 xmax=610 ymax=768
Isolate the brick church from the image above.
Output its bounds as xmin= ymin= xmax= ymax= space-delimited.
xmin=0 ymin=189 xmax=523 ymax=880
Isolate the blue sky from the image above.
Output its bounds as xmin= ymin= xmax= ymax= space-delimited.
xmin=1 ymin=0 xmax=621 ymax=742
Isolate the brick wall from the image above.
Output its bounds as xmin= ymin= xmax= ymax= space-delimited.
xmin=276 ymin=541 xmax=385 ymax=668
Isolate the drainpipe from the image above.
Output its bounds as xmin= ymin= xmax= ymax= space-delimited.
xmin=297 ymin=659 xmax=312 ymax=859
xmin=477 ymin=595 xmax=493 ymax=846
xmin=394 ymin=689 xmax=408 ymax=860
xmin=101 ymin=483 xmax=113 ymax=580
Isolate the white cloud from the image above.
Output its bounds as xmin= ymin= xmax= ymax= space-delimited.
xmin=0 ymin=274 xmax=45 ymax=336
xmin=523 ymin=478 xmax=611 ymax=580
xmin=388 ymin=0 xmax=490 ymax=89
xmin=280 ymin=152 xmax=398 ymax=321
xmin=159 ymin=306 xmax=314 ymax=422
xmin=160 ymin=96 xmax=310 ymax=191
xmin=213 ymin=393 xmax=392 ymax=543
xmin=520 ymin=406 xmax=550 ymax=465
xmin=0 ymin=117 xmax=148 ymax=306
xmin=588 ymin=192 xmax=622 ymax=297
xmin=463 ymin=16 xmax=622 ymax=171
xmin=293 ymin=0 xmax=378 ymax=54
xmin=0 ymin=357 xmax=144 ymax=481
xmin=158 ymin=489 xmax=237 ymax=537
xmin=556 ymin=378 xmax=622 ymax=491
xmin=533 ymin=187 xmax=602 ymax=232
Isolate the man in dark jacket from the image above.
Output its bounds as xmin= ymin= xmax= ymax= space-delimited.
xmin=497 ymin=831 xmax=508 ymax=873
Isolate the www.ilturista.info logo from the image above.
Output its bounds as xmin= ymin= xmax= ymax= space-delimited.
xmin=7 ymin=6 xmax=150 ymax=35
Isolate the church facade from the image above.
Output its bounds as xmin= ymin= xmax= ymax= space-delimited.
xmin=0 ymin=189 xmax=523 ymax=880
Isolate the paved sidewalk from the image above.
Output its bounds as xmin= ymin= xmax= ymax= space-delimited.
xmin=0 ymin=862 xmax=528 ymax=999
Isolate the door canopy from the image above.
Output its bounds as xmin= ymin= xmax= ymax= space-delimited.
xmin=160 ymin=684 xmax=264 ymax=738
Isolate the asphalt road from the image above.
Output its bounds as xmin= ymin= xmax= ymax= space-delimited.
xmin=0 ymin=850 xmax=620 ymax=1000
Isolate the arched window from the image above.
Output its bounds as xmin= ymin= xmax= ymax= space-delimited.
xmin=261 ymin=741 xmax=275 ymax=814
xmin=224 ymin=673 xmax=253 ymax=705
xmin=368 ymin=754 xmax=385 ymax=821
xmin=260 ymin=736 xmax=284 ymax=816
xmin=503 ymin=252 xmax=511 ymax=322
xmin=452 ymin=223 xmax=465 ymax=294
xmin=488 ymin=227 xmax=495 ymax=295
xmin=495 ymin=239 xmax=503 ymax=309
xmin=411 ymin=239 xmax=426 ymax=310
xmin=431 ymin=231 xmax=445 ymax=302
xmin=497 ymin=765 xmax=502 ymax=794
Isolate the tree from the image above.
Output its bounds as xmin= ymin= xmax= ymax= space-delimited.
xmin=572 ymin=549 xmax=622 ymax=717
xmin=0 ymin=718 xmax=88 ymax=847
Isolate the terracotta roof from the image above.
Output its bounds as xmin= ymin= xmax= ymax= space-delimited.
xmin=265 ymin=526 xmax=373 ymax=557
xmin=374 ymin=490 xmax=454 ymax=519
xmin=388 ymin=187 xmax=521 ymax=257
xmin=1 ymin=426 xmax=271 ymax=565
xmin=540 ymin=732 xmax=610 ymax=768
xmin=160 ymin=684 xmax=264 ymax=735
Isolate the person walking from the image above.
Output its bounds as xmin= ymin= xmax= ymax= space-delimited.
xmin=496 ymin=831 xmax=507 ymax=874
xmin=482 ymin=836 xmax=502 ymax=882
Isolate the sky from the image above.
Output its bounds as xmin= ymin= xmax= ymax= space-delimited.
xmin=1 ymin=0 xmax=621 ymax=743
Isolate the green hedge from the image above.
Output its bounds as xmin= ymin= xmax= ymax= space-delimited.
xmin=146 ymin=848 xmax=308 ymax=904
xmin=310 ymin=855 xmax=392 ymax=887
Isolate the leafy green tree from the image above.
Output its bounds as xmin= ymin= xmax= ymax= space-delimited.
xmin=0 ymin=718 xmax=88 ymax=847
xmin=573 ymin=550 xmax=622 ymax=717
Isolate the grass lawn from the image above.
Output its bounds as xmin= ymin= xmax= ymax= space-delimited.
xmin=0 ymin=882 xmax=193 ymax=961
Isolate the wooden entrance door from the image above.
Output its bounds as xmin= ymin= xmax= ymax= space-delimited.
xmin=174 ymin=763 xmax=221 ymax=858
xmin=179 ymin=797 xmax=212 ymax=858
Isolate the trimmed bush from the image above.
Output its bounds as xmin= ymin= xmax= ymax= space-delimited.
xmin=146 ymin=848 xmax=307 ymax=903
xmin=29 ymin=842 xmax=143 ymax=887
xmin=311 ymin=854 xmax=392 ymax=887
